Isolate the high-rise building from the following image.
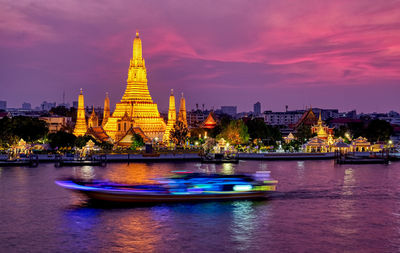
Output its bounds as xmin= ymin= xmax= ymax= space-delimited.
xmin=41 ymin=101 xmax=56 ymax=111
xmin=72 ymin=101 xmax=78 ymax=109
xmin=221 ymin=106 xmax=237 ymax=117
xmin=22 ymin=102 xmax=31 ymax=110
xmin=0 ymin=101 xmax=6 ymax=111
xmin=103 ymin=31 xmax=166 ymax=141
xmin=254 ymin=102 xmax=261 ymax=116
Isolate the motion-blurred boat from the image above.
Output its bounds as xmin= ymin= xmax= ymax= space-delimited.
xmin=55 ymin=171 xmax=277 ymax=203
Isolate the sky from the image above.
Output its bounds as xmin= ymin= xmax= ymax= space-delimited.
xmin=1 ymin=0 xmax=400 ymax=113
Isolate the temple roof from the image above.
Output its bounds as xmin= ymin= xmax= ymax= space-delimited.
xmin=200 ymin=112 xmax=217 ymax=129
xmin=295 ymin=108 xmax=317 ymax=129
xmin=86 ymin=126 xmax=110 ymax=142
xmin=116 ymin=126 xmax=151 ymax=146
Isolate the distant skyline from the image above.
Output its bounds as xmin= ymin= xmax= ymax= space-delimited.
xmin=1 ymin=0 xmax=400 ymax=113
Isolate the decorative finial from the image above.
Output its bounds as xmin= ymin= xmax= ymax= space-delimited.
xmin=80 ymin=88 xmax=83 ymax=94
xmin=170 ymin=89 xmax=174 ymax=95
xmin=181 ymin=92 xmax=184 ymax=98
xmin=136 ymin=30 xmax=139 ymax=37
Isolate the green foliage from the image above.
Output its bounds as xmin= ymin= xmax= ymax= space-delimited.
xmin=208 ymin=115 xmax=231 ymax=138
xmin=170 ymin=121 xmax=189 ymax=146
xmin=282 ymin=140 xmax=302 ymax=152
xmin=365 ymin=119 xmax=393 ymax=142
xmin=0 ymin=116 xmax=48 ymax=147
xmin=295 ymin=124 xmax=314 ymax=142
xmin=75 ymin=135 xmax=98 ymax=148
xmin=48 ymin=131 xmax=77 ymax=149
xmin=246 ymin=118 xmax=283 ymax=145
xmin=217 ymin=119 xmax=249 ymax=145
xmin=131 ymin=133 xmax=145 ymax=150
xmin=50 ymin=106 xmax=77 ymax=122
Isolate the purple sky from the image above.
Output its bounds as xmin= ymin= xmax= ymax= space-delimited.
xmin=1 ymin=0 xmax=400 ymax=113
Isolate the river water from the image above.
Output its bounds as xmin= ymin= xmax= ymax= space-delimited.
xmin=1 ymin=160 xmax=400 ymax=252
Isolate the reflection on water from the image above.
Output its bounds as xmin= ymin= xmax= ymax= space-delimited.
xmin=296 ymin=161 xmax=305 ymax=180
xmin=2 ymin=161 xmax=400 ymax=252
xmin=231 ymin=201 xmax=257 ymax=251
xmin=221 ymin=163 xmax=234 ymax=175
xmin=73 ymin=166 xmax=95 ymax=180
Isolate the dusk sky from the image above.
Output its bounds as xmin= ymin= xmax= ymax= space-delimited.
xmin=1 ymin=0 xmax=400 ymax=113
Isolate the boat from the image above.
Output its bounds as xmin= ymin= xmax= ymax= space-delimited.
xmin=55 ymin=155 xmax=107 ymax=167
xmin=55 ymin=171 xmax=278 ymax=203
xmin=201 ymin=153 xmax=239 ymax=164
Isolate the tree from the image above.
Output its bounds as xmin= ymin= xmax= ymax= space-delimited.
xmin=75 ymin=135 xmax=98 ymax=148
xmin=365 ymin=119 xmax=393 ymax=142
xmin=295 ymin=124 xmax=314 ymax=142
xmin=131 ymin=133 xmax=144 ymax=150
xmin=0 ymin=116 xmax=48 ymax=146
xmin=217 ymin=119 xmax=249 ymax=145
xmin=170 ymin=121 xmax=189 ymax=146
xmin=246 ymin=118 xmax=282 ymax=145
xmin=48 ymin=131 xmax=77 ymax=149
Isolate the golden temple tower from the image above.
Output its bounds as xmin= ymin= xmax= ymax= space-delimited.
xmin=73 ymin=89 xmax=87 ymax=136
xmin=88 ymin=106 xmax=99 ymax=128
xmin=178 ymin=92 xmax=187 ymax=127
xmin=103 ymin=31 xmax=166 ymax=141
xmin=163 ymin=89 xmax=176 ymax=142
xmin=102 ymin=92 xmax=110 ymax=126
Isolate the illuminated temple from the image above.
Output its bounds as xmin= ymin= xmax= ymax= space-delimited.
xmin=73 ymin=89 xmax=87 ymax=136
xmin=163 ymin=89 xmax=176 ymax=142
xmin=102 ymin=31 xmax=166 ymax=141
xmin=73 ymin=31 xmax=190 ymax=145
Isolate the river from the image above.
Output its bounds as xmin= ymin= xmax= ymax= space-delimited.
xmin=1 ymin=160 xmax=400 ymax=252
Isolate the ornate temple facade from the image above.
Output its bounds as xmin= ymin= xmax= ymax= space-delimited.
xmin=163 ymin=89 xmax=176 ymax=142
xmin=88 ymin=106 xmax=99 ymax=128
xmin=102 ymin=31 xmax=166 ymax=141
xmin=102 ymin=93 xmax=110 ymax=127
xmin=178 ymin=93 xmax=187 ymax=127
xmin=73 ymin=89 xmax=87 ymax=136
xmin=73 ymin=32 xmax=189 ymax=145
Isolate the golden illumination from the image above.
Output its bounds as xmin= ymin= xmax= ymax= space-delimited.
xmin=178 ymin=92 xmax=187 ymax=127
xmin=88 ymin=105 xmax=99 ymax=128
xmin=163 ymin=89 xmax=176 ymax=142
xmin=103 ymin=31 xmax=166 ymax=141
xmin=102 ymin=92 xmax=110 ymax=127
xmin=73 ymin=89 xmax=87 ymax=136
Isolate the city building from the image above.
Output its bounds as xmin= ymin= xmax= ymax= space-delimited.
xmin=41 ymin=101 xmax=56 ymax=111
xmin=253 ymin=102 xmax=261 ymax=116
xmin=72 ymin=101 xmax=78 ymax=109
xmin=187 ymin=109 xmax=208 ymax=128
xmin=0 ymin=100 xmax=7 ymax=111
xmin=40 ymin=116 xmax=72 ymax=133
xmin=22 ymin=102 xmax=31 ymax=110
xmin=220 ymin=106 xmax=237 ymax=117
xmin=264 ymin=110 xmax=304 ymax=126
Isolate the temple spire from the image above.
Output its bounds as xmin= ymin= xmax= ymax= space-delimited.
xmin=163 ymin=89 xmax=176 ymax=142
xmin=73 ymin=89 xmax=87 ymax=136
xmin=102 ymin=92 xmax=110 ymax=127
xmin=178 ymin=92 xmax=187 ymax=127
xmin=88 ymin=105 xmax=99 ymax=128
